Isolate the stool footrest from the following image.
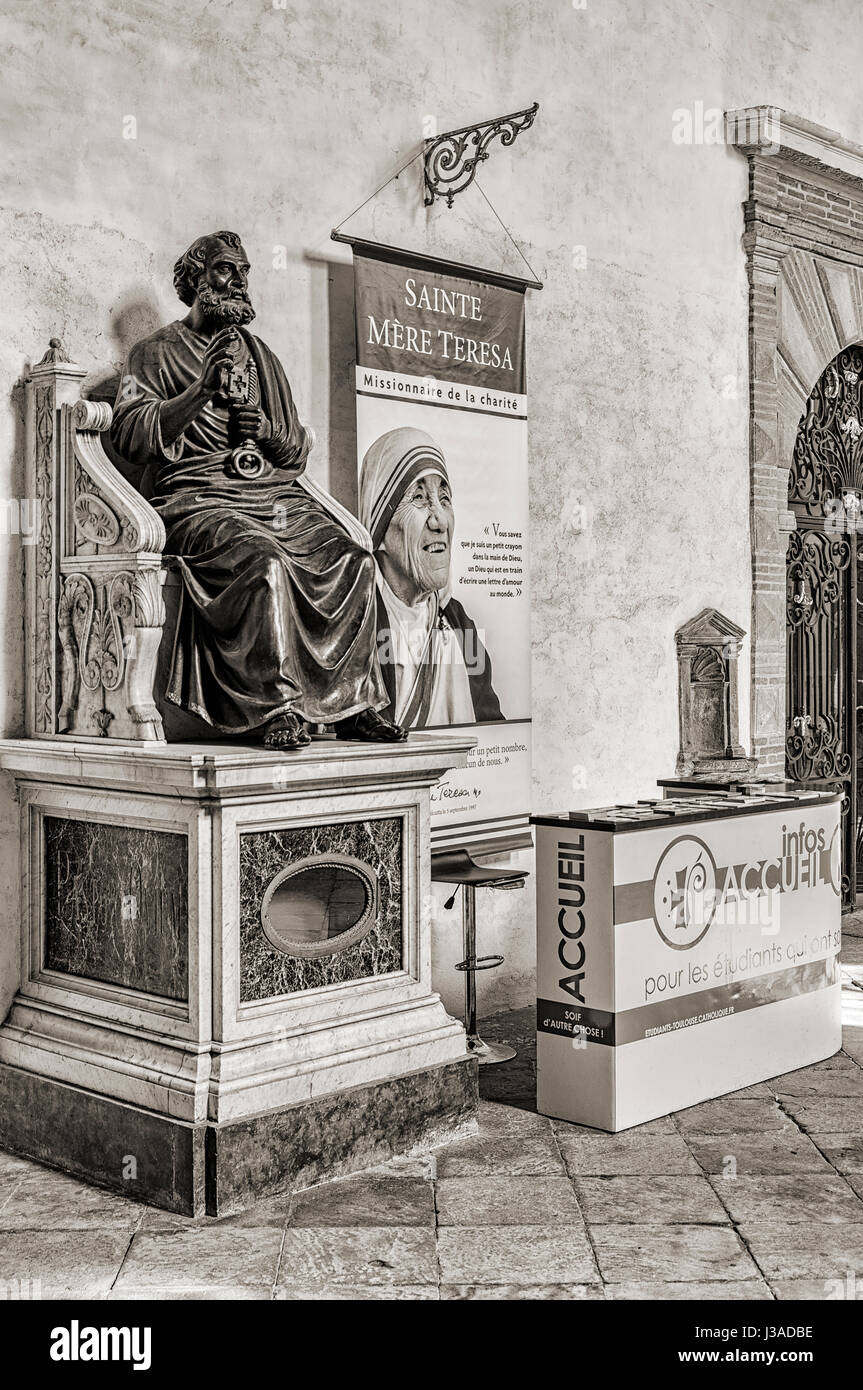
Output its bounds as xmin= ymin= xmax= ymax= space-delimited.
xmin=455 ymin=953 xmax=505 ymax=972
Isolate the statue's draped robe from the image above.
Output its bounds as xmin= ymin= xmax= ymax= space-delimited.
xmin=111 ymin=321 xmax=386 ymax=732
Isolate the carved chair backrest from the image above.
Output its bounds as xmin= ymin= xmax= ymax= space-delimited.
xmin=24 ymin=342 xmax=168 ymax=743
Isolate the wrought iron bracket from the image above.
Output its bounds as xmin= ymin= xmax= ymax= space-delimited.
xmin=423 ymin=102 xmax=539 ymax=208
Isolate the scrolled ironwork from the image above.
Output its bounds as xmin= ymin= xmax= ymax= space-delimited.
xmin=785 ymin=713 xmax=853 ymax=782
xmin=423 ymin=103 xmax=539 ymax=208
xmin=786 ymin=529 xmax=851 ymax=629
xmin=786 ymin=347 xmax=863 ymax=903
xmin=789 ymin=344 xmax=863 ymax=513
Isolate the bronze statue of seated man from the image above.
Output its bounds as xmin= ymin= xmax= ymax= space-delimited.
xmin=110 ymin=230 xmax=406 ymax=751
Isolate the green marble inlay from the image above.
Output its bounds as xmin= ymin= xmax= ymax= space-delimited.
xmin=239 ymin=817 xmax=403 ymax=1000
xmin=43 ymin=816 xmax=189 ymax=1001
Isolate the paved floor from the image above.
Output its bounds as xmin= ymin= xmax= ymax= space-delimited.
xmin=1 ymin=925 xmax=862 ymax=1301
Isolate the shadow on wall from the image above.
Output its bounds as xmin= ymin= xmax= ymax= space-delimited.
xmin=109 ymin=290 xmax=164 ymax=362
xmin=313 ymin=258 xmax=358 ymax=516
xmin=87 ymin=291 xmax=164 ymax=497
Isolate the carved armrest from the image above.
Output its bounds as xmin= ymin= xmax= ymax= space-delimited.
xmin=25 ymin=343 xmax=168 ymax=742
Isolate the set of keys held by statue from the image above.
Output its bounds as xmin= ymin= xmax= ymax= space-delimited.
xmin=220 ymin=330 xmax=268 ymax=479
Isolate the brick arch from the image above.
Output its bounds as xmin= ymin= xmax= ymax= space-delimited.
xmin=777 ymin=251 xmax=863 ymax=495
xmin=728 ymin=108 xmax=863 ymax=773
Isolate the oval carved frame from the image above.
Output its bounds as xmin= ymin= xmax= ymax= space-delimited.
xmin=259 ymin=852 xmax=379 ymax=960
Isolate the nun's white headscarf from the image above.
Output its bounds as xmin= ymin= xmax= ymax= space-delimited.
xmin=359 ymin=427 xmax=450 ymax=552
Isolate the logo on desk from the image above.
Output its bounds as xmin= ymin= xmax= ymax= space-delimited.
xmin=652 ymin=835 xmax=718 ymax=949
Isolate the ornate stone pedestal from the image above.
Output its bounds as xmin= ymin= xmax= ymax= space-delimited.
xmin=0 ymin=735 xmax=477 ymax=1215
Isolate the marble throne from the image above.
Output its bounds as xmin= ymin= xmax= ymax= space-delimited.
xmin=0 ymin=341 xmax=477 ymax=1215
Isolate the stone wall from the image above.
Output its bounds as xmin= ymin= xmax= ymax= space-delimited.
xmin=2 ymin=0 xmax=863 ymax=1021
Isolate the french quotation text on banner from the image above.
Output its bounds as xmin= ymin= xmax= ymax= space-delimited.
xmin=351 ymin=249 xmax=531 ymax=852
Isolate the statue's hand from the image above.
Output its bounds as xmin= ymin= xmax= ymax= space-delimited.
xmin=232 ymin=406 xmax=273 ymax=443
xmin=198 ymin=328 xmax=242 ymax=397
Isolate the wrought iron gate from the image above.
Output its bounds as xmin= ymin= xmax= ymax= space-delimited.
xmin=786 ymin=344 xmax=863 ymax=905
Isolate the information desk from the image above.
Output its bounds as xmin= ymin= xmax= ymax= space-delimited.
xmin=533 ymin=790 xmax=842 ymax=1131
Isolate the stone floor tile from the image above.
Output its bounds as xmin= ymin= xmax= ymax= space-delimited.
xmin=441 ymin=1283 xmax=604 ymax=1300
xmin=772 ymin=1070 xmax=863 ymax=1097
xmin=683 ymin=1131 xmax=832 ymax=1175
xmin=478 ymin=1040 xmax=536 ymax=1062
xmin=0 ymin=1173 xmax=24 ymax=1209
xmin=479 ymin=1007 xmax=534 ymax=1041
xmin=41 ymin=1289 xmax=111 ymax=1301
xmin=475 ymin=1101 xmax=553 ymax=1138
xmin=550 ymin=1114 xmax=678 ymax=1136
xmin=711 ymin=1174 xmax=863 ymax=1224
xmin=275 ymin=1283 xmax=438 ymax=1300
xmin=433 ymin=1133 xmax=565 ymax=1178
xmin=737 ymin=1222 xmax=863 ymax=1278
xmin=841 ymin=1027 xmax=863 ymax=1062
xmin=139 ymin=1195 xmax=293 ymax=1233
xmin=675 ymin=1098 xmax=796 ymax=1133
xmin=605 ymin=1280 xmax=773 ymax=1300
xmin=807 ymin=1134 xmax=863 ymax=1173
xmin=478 ymin=1048 xmax=535 ymax=1072
xmin=0 ymin=1231 xmax=131 ymax=1296
xmin=478 ymin=1066 xmax=537 ymax=1108
xmin=591 ymin=1224 xmax=760 ymax=1283
xmin=365 ymin=1155 xmax=441 ymax=1180
xmin=436 ymin=1225 xmax=598 ymax=1285
xmin=779 ymin=1097 xmax=863 ymax=1134
xmin=557 ymin=1133 xmax=701 ymax=1176
xmin=289 ymin=1175 xmax=434 ymax=1227
xmin=482 ymin=1038 xmax=536 ymax=1058
xmin=479 ymin=1058 xmax=536 ymax=1082
xmin=768 ymin=1278 xmax=863 ymax=1300
xmin=575 ymin=1176 xmax=728 ymax=1225
xmin=0 ymin=1168 xmax=144 ymax=1231
xmin=110 ymin=1286 xmax=272 ymax=1300
xmin=276 ymin=1227 xmax=437 ymax=1287
xmin=10 ymin=1000 xmax=863 ymax=1301
xmin=114 ymin=1226 xmax=284 ymax=1291
xmin=435 ymin=1175 xmax=582 ymax=1226
xmin=0 ymin=1151 xmax=34 ymax=1178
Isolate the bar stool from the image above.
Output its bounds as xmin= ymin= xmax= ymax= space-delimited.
xmin=431 ymin=848 xmax=528 ymax=1065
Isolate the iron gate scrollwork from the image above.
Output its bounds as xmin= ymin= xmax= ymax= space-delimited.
xmin=786 ymin=345 xmax=863 ymax=904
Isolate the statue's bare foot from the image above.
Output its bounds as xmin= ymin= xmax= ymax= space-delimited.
xmin=333 ymin=708 xmax=408 ymax=742
xmin=261 ymin=713 xmax=312 ymax=750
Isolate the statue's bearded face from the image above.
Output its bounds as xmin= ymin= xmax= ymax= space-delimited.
xmin=381 ymin=472 xmax=454 ymax=599
xmin=196 ymin=242 xmax=255 ymax=325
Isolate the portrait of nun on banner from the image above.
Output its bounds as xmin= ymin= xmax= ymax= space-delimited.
xmin=350 ymin=246 xmax=531 ymax=850
xmin=359 ymin=426 xmax=504 ymax=730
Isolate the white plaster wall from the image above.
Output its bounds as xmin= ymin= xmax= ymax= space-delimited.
xmin=2 ymin=0 xmax=863 ymax=1022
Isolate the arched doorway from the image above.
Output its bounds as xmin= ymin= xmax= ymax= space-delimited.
xmin=786 ymin=344 xmax=863 ymax=905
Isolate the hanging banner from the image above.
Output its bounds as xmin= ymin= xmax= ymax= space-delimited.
xmin=351 ymin=245 xmax=531 ymax=854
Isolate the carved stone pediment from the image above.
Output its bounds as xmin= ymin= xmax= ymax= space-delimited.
xmin=674 ymin=608 xmax=756 ymax=778
xmin=675 ymin=608 xmax=746 ymax=653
